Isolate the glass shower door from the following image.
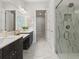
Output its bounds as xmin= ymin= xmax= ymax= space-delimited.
xmin=55 ymin=2 xmax=79 ymax=59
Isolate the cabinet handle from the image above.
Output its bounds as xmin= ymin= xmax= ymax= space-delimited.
xmin=12 ymin=53 xmax=15 ymax=56
xmin=15 ymin=51 xmax=16 ymax=53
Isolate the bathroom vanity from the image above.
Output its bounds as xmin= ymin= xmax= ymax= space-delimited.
xmin=0 ymin=34 xmax=29 ymax=59
xmin=0 ymin=37 xmax=23 ymax=59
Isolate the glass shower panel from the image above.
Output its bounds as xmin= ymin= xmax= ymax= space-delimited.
xmin=55 ymin=2 xmax=79 ymax=59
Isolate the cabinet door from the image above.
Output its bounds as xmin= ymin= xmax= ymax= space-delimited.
xmin=16 ymin=37 xmax=23 ymax=59
xmin=30 ymin=32 xmax=33 ymax=45
xmin=3 ymin=38 xmax=23 ymax=59
xmin=18 ymin=38 xmax=23 ymax=59
xmin=16 ymin=51 xmax=23 ymax=59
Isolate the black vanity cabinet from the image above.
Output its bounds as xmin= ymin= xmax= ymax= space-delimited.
xmin=23 ymin=32 xmax=33 ymax=50
xmin=0 ymin=37 xmax=23 ymax=59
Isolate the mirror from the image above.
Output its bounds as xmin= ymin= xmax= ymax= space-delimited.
xmin=16 ymin=12 xmax=28 ymax=31
xmin=5 ymin=10 xmax=15 ymax=31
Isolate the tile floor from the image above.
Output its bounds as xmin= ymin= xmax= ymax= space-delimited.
xmin=58 ymin=54 xmax=79 ymax=59
xmin=23 ymin=38 xmax=59 ymax=59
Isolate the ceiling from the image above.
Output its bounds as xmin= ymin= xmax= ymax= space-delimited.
xmin=23 ymin=0 xmax=49 ymax=2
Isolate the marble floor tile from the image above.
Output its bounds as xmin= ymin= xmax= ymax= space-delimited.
xmin=58 ymin=54 xmax=79 ymax=59
xmin=23 ymin=38 xmax=59 ymax=59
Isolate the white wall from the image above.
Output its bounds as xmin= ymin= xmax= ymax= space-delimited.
xmin=0 ymin=2 xmax=6 ymax=31
xmin=24 ymin=2 xmax=48 ymax=43
xmin=46 ymin=0 xmax=56 ymax=52
xmin=0 ymin=2 xmax=3 ymax=31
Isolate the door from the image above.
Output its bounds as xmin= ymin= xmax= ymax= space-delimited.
xmin=36 ymin=10 xmax=46 ymax=40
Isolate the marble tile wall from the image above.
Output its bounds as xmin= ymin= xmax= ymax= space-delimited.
xmin=55 ymin=4 xmax=79 ymax=54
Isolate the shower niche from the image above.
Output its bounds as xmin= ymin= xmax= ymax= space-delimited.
xmin=55 ymin=3 xmax=79 ymax=54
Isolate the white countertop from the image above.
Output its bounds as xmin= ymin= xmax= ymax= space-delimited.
xmin=0 ymin=34 xmax=29 ymax=49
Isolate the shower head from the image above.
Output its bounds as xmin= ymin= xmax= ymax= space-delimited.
xmin=68 ymin=3 xmax=74 ymax=8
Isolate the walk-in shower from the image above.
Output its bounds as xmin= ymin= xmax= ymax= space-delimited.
xmin=55 ymin=0 xmax=79 ymax=59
